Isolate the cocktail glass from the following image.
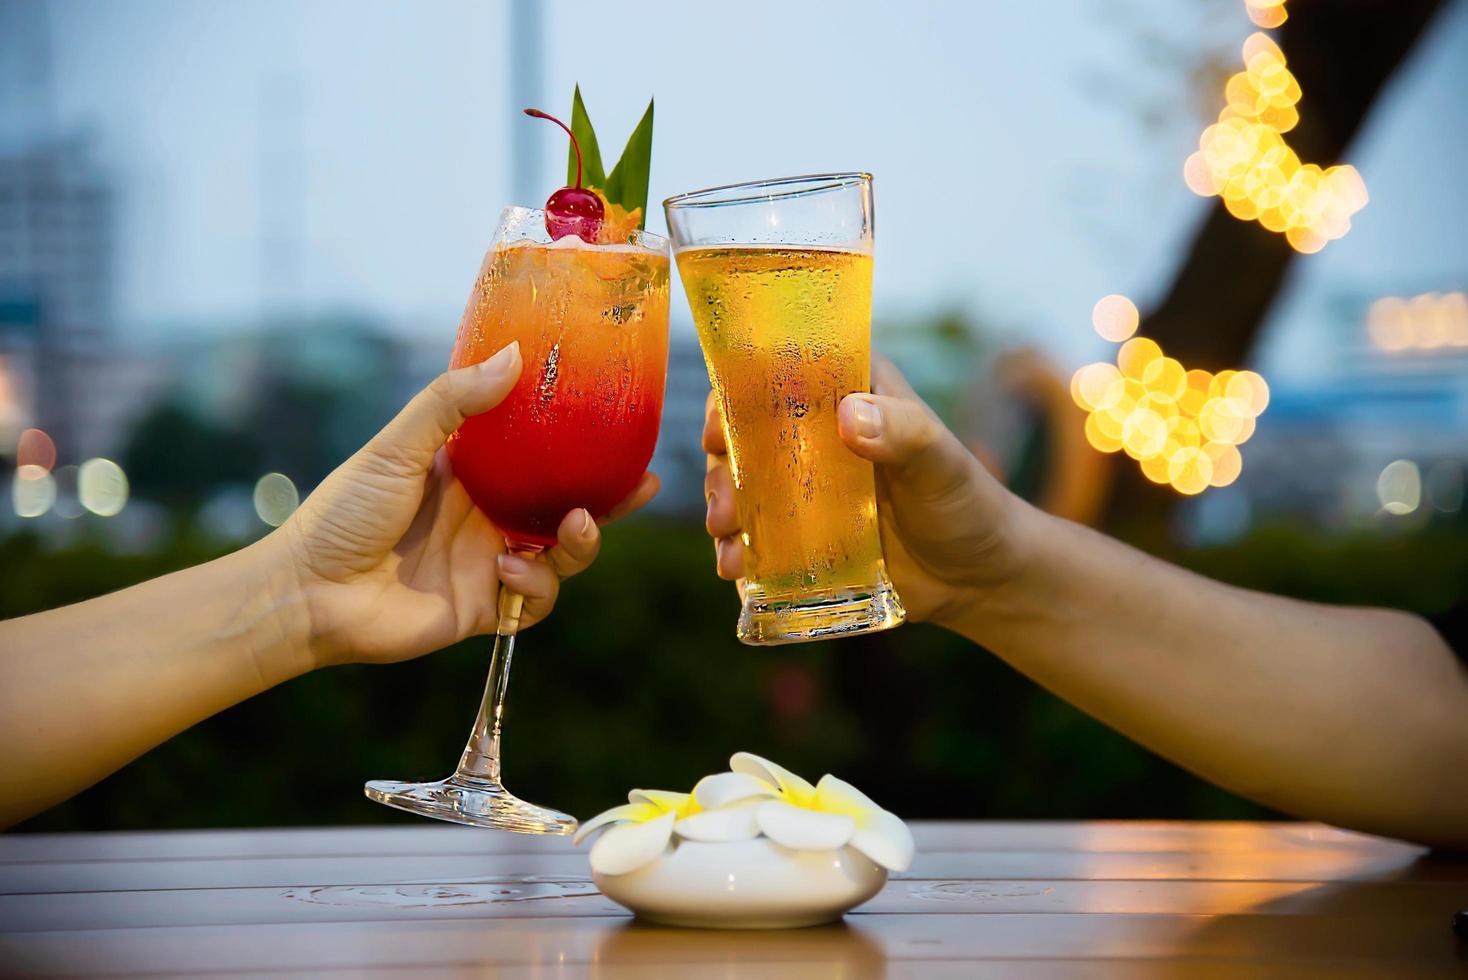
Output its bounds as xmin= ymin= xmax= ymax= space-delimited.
xmin=664 ymin=173 xmax=905 ymax=645
xmin=365 ymin=206 xmax=670 ymax=832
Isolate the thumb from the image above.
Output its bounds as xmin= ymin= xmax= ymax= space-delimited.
xmin=367 ymin=341 xmax=522 ymax=468
xmin=838 ymin=391 xmax=976 ymax=502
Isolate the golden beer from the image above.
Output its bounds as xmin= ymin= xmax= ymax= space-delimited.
xmin=677 ymin=245 xmax=905 ymax=643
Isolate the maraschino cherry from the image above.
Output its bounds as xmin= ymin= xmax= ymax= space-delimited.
xmin=523 ymin=108 xmax=604 ymax=242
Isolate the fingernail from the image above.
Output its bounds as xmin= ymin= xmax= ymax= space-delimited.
xmin=849 ymin=397 xmax=883 ymax=439
xmin=578 ymin=509 xmax=595 ymax=537
xmin=481 ymin=341 xmax=520 ymax=377
xmin=497 ymin=553 xmax=529 ymax=574
xmin=706 ymin=491 xmax=717 ymax=519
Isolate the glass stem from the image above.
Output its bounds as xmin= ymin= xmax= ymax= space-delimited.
xmin=456 ymin=583 xmax=527 ymax=784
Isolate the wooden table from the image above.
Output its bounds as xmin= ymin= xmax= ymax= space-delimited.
xmin=3 ymin=821 xmax=1465 ymax=977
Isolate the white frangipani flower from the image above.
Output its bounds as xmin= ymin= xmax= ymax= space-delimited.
xmin=575 ymin=753 xmax=914 ymax=877
xmin=572 ymin=789 xmax=697 ymax=876
xmin=734 ymin=752 xmax=914 ymax=872
xmin=691 ymin=770 xmax=778 ymax=809
xmin=789 ymin=773 xmax=915 ymax=872
xmin=731 ymin=751 xmax=818 ymax=803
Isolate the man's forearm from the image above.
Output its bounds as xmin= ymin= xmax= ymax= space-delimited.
xmin=0 ymin=536 xmax=313 ymax=827
xmin=947 ymin=501 xmax=1468 ymax=848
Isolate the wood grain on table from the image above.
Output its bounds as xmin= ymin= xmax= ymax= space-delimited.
xmin=2 ymin=821 xmax=1465 ymax=977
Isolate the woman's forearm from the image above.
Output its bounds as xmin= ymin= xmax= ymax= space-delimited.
xmin=949 ymin=501 xmax=1468 ymax=848
xmin=0 ymin=536 xmax=312 ymax=828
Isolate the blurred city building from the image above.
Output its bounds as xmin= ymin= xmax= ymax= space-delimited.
xmin=1194 ymin=288 xmax=1468 ymax=539
xmin=0 ymin=136 xmax=128 ymax=463
xmin=0 ymin=2 xmax=153 ymax=466
xmin=0 ymin=137 xmax=111 ymax=339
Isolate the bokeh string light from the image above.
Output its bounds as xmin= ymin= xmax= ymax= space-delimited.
xmin=1091 ymin=294 xmax=1140 ymax=343
xmin=1366 ymin=292 xmax=1468 ymax=352
xmin=78 ymin=458 xmax=130 ymax=517
xmin=1183 ymin=30 xmax=1367 ymax=253
xmin=9 ymin=424 xmax=130 ymax=519
xmin=12 ymin=465 xmax=56 ymax=518
xmin=16 ymin=428 xmax=57 ymax=473
xmin=1072 ymin=295 xmax=1269 ymax=496
xmin=12 ymin=428 xmax=59 ymax=518
xmin=1377 ymin=460 xmax=1421 ymax=516
xmin=1245 ymin=0 xmax=1288 ymax=29
xmin=253 ymin=472 xmax=300 ymax=527
xmin=51 ymin=464 xmax=84 ymax=519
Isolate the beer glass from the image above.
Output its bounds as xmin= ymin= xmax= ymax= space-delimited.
xmin=664 ymin=173 xmax=905 ymax=644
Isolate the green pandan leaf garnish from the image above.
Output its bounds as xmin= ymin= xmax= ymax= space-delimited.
xmin=602 ymin=100 xmax=653 ymax=228
xmin=565 ymin=85 xmax=654 ymax=230
xmin=566 ymin=87 xmax=607 ymax=188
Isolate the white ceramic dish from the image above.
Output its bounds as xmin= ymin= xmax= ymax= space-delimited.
xmin=593 ymin=837 xmax=887 ymax=929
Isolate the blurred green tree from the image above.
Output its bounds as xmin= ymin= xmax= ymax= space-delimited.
xmin=120 ymin=403 xmax=264 ymax=511
xmin=9 ymin=518 xmax=1464 ymax=832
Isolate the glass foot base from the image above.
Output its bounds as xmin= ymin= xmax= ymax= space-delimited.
xmin=364 ymin=774 xmax=578 ymax=835
xmin=737 ymin=578 xmax=906 ymax=646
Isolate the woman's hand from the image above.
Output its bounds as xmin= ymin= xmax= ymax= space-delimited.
xmin=0 ymin=338 xmax=660 ymax=825
xmin=275 ymin=341 xmax=659 ymax=667
xmin=702 ymin=354 xmax=1026 ymax=626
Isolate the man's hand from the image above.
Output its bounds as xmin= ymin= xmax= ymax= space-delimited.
xmin=702 ymin=354 xmax=1024 ymax=626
